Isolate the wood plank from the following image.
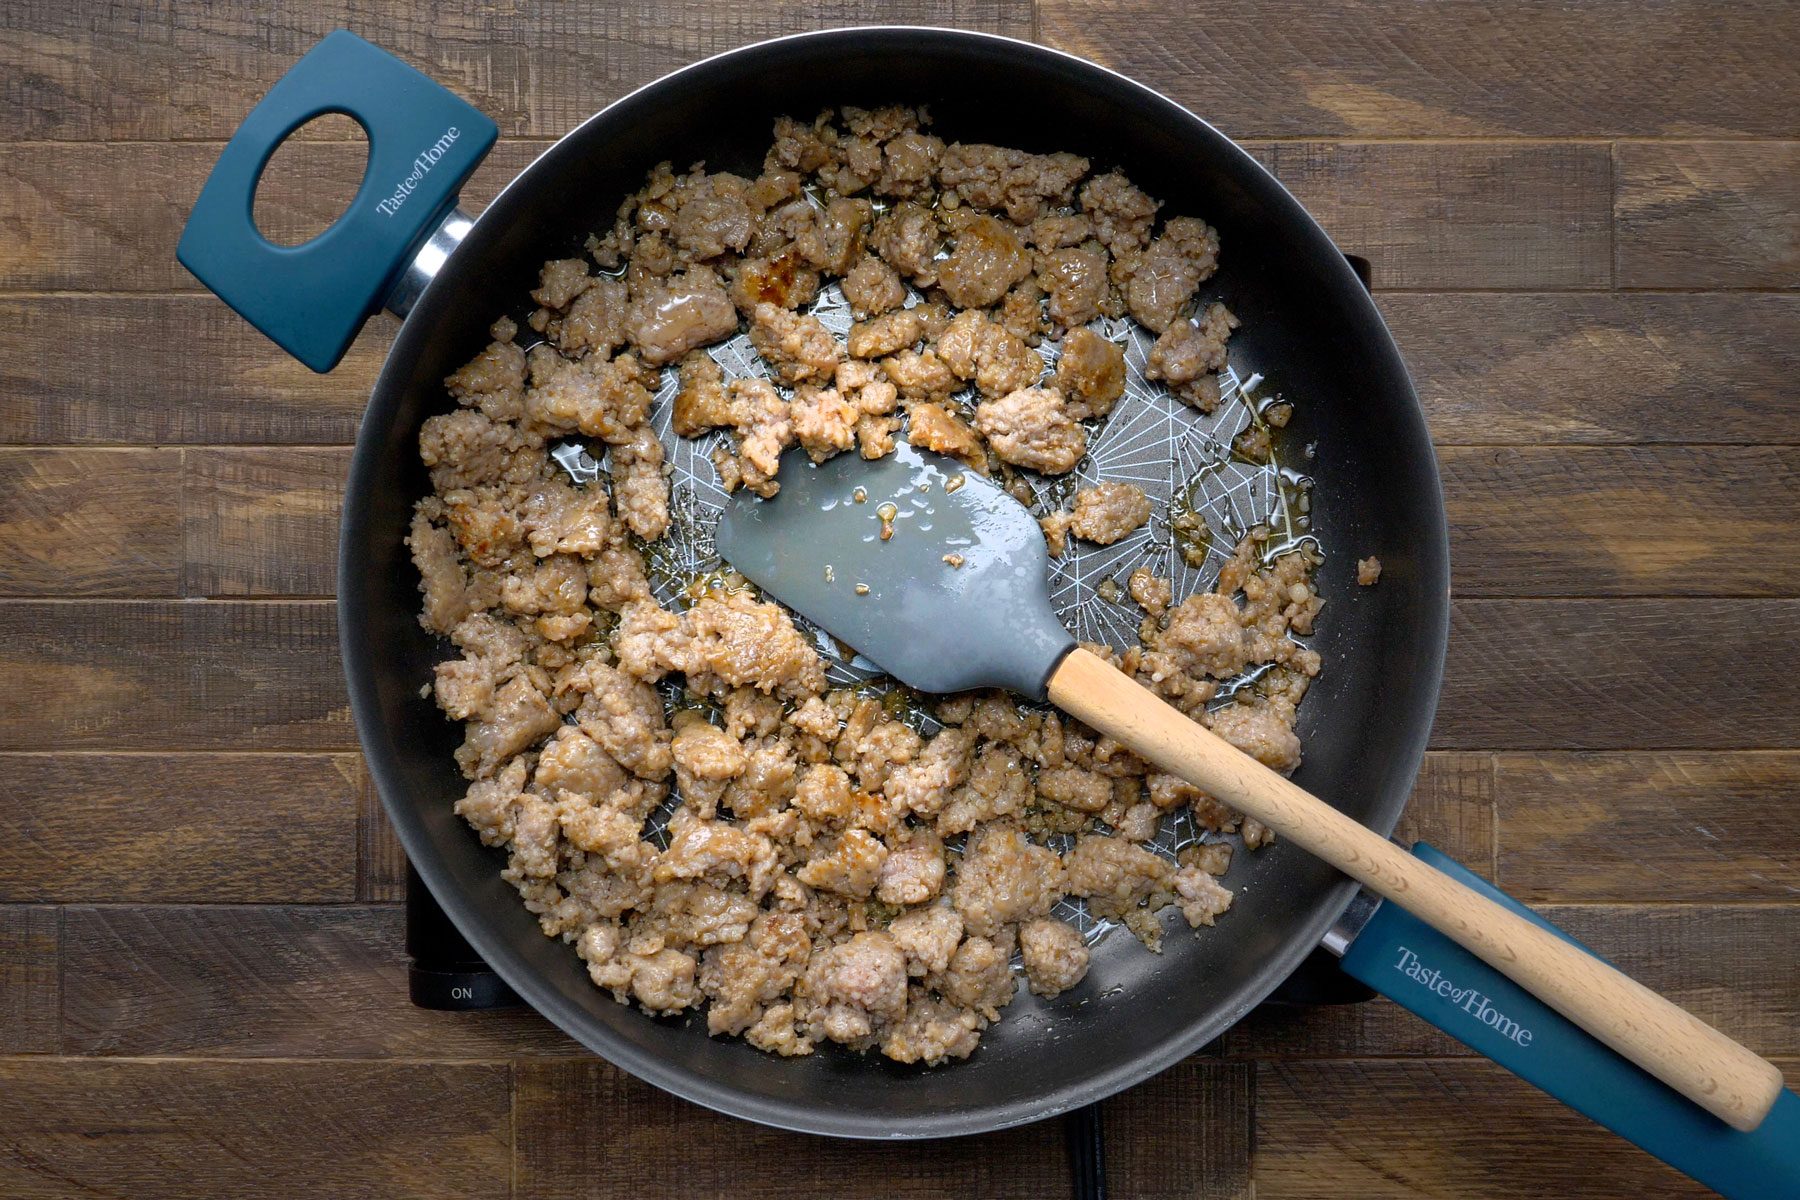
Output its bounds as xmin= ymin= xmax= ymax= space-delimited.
xmin=6 ymin=292 xmax=1793 ymax=448
xmin=1383 ymin=293 xmax=1800 ymax=446
xmin=0 ymin=296 xmax=379 ymax=445
xmin=5 ymin=599 xmax=1784 ymax=755
xmin=1434 ymin=599 xmax=1799 ymax=750
xmin=515 ymin=1056 xmax=1252 ymax=1199
xmin=1441 ymin=446 xmax=1800 ymax=597
xmin=0 ymin=600 xmax=353 ymax=751
xmin=0 ymin=140 xmax=1612 ymax=294
xmin=0 ymin=449 xmax=181 ymax=595
xmin=182 ymin=449 xmax=347 ymax=597
xmin=1394 ymin=752 xmax=1495 ymax=880
xmin=0 ymin=139 xmax=547 ymax=293
xmin=59 ymin=904 xmax=582 ymax=1058
xmin=22 ymin=430 xmax=1800 ymax=613
xmin=1616 ymin=142 xmax=1800 ymax=289
xmin=1228 ymin=904 xmax=1797 ymax=1060
xmin=513 ymin=1058 xmax=1056 ymax=1199
xmin=1245 ymin=141 xmax=1613 ymax=290
xmin=179 ymin=445 xmax=1800 ymax=604
xmin=1040 ymin=0 xmax=1800 ymax=139
xmin=1104 ymin=1059 xmax=1253 ymax=1200
xmin=14 ymin=0 xmax=1791 ymax=143
xmin=0 ymin=906 xmax=59 ymax=1054
xmin=0 ymin=1058 xmax=510 ymax=1200
xmin=356 ymin=756 xmax=409 ymax=903
xmin=0 ymin=0 xmax=1034 ymax=142
xmin=1495 ymin=751 xmax=1800 ymax=903
xmin=0 ymin=753 xmax=358 ymax=902
xmin=1253 ymin=1058 xmax=1800 ymax=1199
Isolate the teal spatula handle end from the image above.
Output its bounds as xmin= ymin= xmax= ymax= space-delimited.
xmin=1339 ymin=843 xmax=1798 ymax=1199
xmin=175 ymin=30 xmax=497 ymax=372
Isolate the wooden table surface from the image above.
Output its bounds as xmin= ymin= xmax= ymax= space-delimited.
xmin=2 ymin=2 xmax=1796 ymax=1196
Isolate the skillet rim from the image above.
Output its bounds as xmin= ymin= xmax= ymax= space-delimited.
xmin=340 ymin=24 xmax=1451 ymax=1139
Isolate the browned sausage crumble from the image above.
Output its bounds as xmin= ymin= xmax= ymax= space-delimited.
xmin=408 ymin=106 xmax=1321 ymax=1065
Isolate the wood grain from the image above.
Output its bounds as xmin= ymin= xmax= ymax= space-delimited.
xmin=1104 ymin=1059 xmax=1253 ymax=1200
xmin=15 ymin=0 xmax=1784 ymax=143
xmin=0 ymin=600 xmax=353 ymax=751
xmin=0 ymin=1058 xmax=511 ymax=1200
xmin=0 ymin=139 xmax=1615 ymax=294
xmin=171 ymin=445 xmax=1800 ymax=604
xmin=58 ymin=904 xmax=583 ymax=1058
xmin=1230 ymin=904 xmax=1799 ymax=1061
xmin=1615 ymin=142 xmax=1800 ymax=289
xmin=513 ymin=1058 xmax=1061 ymax=1199
xmin=4 ymin=599 xmax=1785 ymax=754
xmin=1254 ymin=1058 xmax=1800 ymax=1199
xmin=0 ymin=753 xmax=358 ymax=902
xmin=1496 ymin=751 xmax=1800 ymax=903
xmin=0 ymin=448 xmax=181 ymax=595
xmin=1245 ymin=141 xmax=1612 ymax=290
xmin=0 ymin=906 xmax=59 ymax=1054
xmin=183 ymin=449 xmax=347 ymax=596
xmin=1039 ymin=0 xmax=1800 ymax=139
xmin=1394 ymin=752 xmax=1495 ymax=880
xmin=6 ymin=292 xmax=1792 ymax=448
xmin=1382 ymin=293 xmax=1800 ymax=446
xmin=1435 ymin=599 xmax=1799 ymax=750
xmin=0 ymin=0 xmax=1034 ymax=142
xmin=355 ymin=755 xmax=409 ymax=903
xmin=0 ymin=296 xmax=380 ymax=445
xmin=515 ymin=1056 xmax=1252 ymax=1199
xmin=1441 ymin=446 xmax=1800 ymax=597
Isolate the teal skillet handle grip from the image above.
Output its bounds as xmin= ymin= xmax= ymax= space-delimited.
xmin=176 ymin=30 xmax=498 ymax=372
xmin=1339 ymin=843 xmax=1798 ymax=1199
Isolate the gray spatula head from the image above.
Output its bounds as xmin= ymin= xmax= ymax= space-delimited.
xmin=714 ymin=441 xmax=1077 ymax=699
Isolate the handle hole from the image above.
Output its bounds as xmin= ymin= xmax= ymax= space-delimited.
xmin=254 ymin=112 xmax=370 ymax=247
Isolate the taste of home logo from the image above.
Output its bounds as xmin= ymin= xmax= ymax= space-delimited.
xmin=375 ymin=126 xmax=462 ymax=217
xmin=1393 ymin=946 xmax=1535 ymax=1047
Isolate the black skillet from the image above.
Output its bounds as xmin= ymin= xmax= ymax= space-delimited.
xmin=177 ymin=27 xmax=1799 ymax=1197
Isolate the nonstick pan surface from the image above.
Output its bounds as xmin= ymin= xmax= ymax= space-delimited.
xmin=339 ymin=27 xmax=1449 ymax=1137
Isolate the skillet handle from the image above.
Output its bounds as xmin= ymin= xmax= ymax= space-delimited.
xmin=1336 ymin=843 xmax=1800 ymax=1199
xmin=176 ymin=30 xmax=497 ymax=372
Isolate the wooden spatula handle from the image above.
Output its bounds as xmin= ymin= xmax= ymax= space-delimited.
xmin=1046 ymin=647 xmax=1784 ymax=1132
